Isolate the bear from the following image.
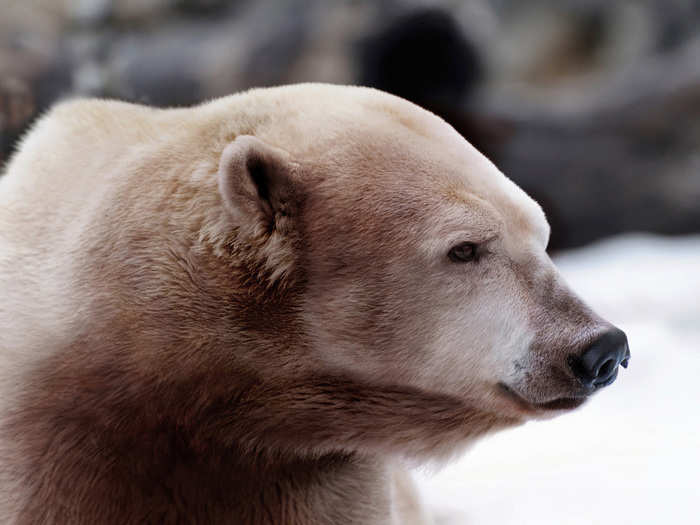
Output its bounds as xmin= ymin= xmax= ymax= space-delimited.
xmin=0 ymin=83 xmax=629 ymax=524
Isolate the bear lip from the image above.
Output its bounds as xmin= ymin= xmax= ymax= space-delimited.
xmin=497 ymin=383 xmax=588 ymax=413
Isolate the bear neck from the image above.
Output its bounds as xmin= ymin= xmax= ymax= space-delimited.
xmin=5 ymin=341 xmax=510 ymax=524
xmin=10 ymin=432 xmax=391 ymax=524
xmin=5 ymin=347 xmax=400 ymax=524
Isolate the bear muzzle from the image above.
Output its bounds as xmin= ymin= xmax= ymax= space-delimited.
xmin=499 ymin=327 xmax=630 ymax=413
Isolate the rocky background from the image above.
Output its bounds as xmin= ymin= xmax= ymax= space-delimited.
xmin=2 ymin=0 xmax=699 ymax=250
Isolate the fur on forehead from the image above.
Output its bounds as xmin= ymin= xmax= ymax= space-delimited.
xmin=203 ymin=84 xmax=549 ymax=260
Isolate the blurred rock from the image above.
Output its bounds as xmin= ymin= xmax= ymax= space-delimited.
xmin=0 ymin=77 xmax=35 ymax=163
xmin=359 ymin=7 xmax=483 ymax=108
xmin=109 ymin=0 xmax=175 ymax=23
xmin=176 ymin=0 xmax=243 ymax=15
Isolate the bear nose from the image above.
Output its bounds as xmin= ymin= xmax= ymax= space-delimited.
xmin=569 ymin=328 xmax=630 ymax=388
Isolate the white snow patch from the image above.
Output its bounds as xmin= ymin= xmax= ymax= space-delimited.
xmin=416 ymin=234 xmax=700 ymax=525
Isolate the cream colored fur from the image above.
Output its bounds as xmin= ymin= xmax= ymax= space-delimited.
xmin=0 ymin=84 xmax=612 ymax=524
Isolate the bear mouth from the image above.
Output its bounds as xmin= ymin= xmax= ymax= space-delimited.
xmin=497 ymin=383 xmax=588 ymax=412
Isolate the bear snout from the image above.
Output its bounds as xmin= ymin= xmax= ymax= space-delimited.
xmin=567 ymin=327 xmax=630 ymax=389
xmin=499 ymin=327 xmax=630 ymax=413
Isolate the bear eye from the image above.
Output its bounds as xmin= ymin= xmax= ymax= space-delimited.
xmin=448 ymin=242 xmax=478 ymax=263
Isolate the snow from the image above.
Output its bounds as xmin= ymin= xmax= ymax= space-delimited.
xmin=415 ymin=234 xmax=700 ymax=525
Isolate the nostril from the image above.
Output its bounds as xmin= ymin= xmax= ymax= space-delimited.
xmin=569 ymin=327 xmax=630 ymax=388
xmin=597 ymin=358 xmax=616 ymax=379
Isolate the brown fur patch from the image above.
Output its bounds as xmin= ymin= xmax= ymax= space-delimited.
xmin=5 ymin=345 xmax=515 ymax=523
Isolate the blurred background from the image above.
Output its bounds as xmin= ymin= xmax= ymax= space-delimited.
xmin=1 ymin=1 xmax=698 ymax=523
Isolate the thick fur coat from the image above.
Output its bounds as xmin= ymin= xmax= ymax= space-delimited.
xmin=0 ymin=84 xmax=617 ymax=524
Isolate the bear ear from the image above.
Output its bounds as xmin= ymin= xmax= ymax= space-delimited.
xmin=218 ymin=135 xmax=301 ymax=233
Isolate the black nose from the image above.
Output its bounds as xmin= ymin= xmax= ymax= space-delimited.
xmin=569 ymin=328 xmax=630 ymax=388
